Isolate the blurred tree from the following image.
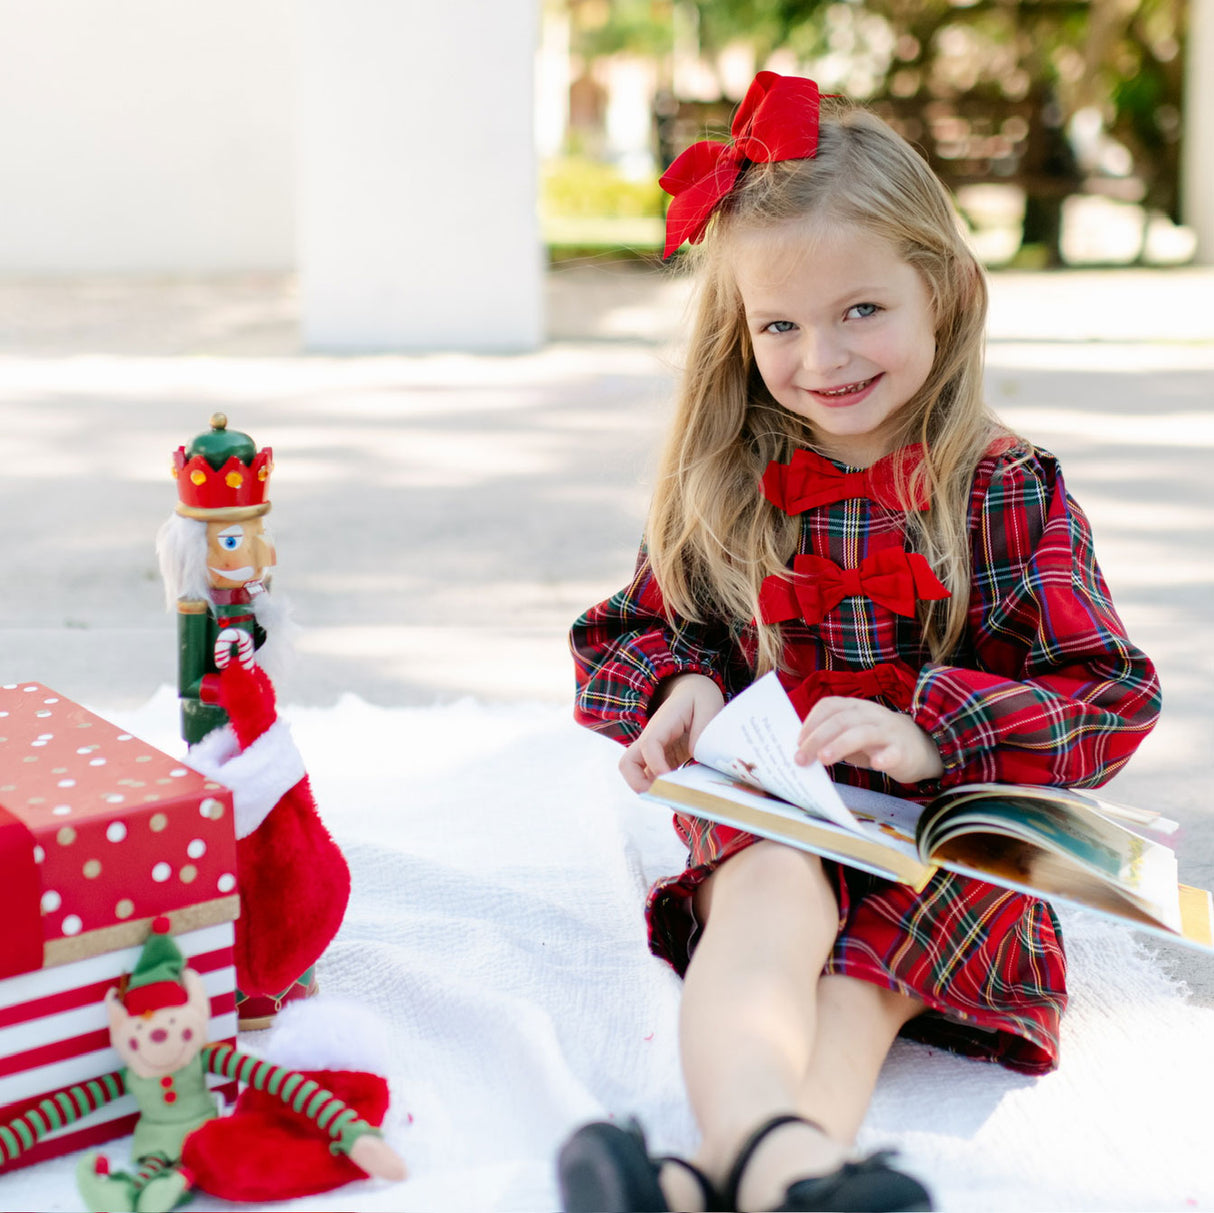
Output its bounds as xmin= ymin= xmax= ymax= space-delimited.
xmin=564 ymin=0 xmax=1187 ymax=263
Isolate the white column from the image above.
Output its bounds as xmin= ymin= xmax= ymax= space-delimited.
xmin=296 ymin=1 xmax=543 ymax=352
xmin=1184 ymin=0 xmax=1214 ymax=264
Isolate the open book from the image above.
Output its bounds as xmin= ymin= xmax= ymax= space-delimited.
xmin=642 ymin=672 xmax=1213 ymax=950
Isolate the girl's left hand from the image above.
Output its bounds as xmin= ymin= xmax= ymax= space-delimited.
xmin=795 ymin=697 xmax=944 ymax=784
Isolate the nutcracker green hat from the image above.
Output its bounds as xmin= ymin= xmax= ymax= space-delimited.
xmin=172 ymin=412 xmax=274 ymax=521
xmin=122 ymin=916 xmax=190 ymax=1015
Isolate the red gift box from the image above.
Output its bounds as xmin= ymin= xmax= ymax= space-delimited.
xmin=0 ymin=682 xmax=240 ymax=1172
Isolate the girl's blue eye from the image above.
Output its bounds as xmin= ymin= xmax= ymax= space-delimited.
xmin=764 ymin=320 xmax=796 ymax=334
xmin=846 ymin=303 xmax=880 ymax=320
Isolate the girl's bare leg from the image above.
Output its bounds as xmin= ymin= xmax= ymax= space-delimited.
xmin=656 ymin=841 xmax=839 ymax=1209
xmin=731 ymin=974 xmax=924 ymax=1212
xmin=657 ymin=841 xmax=923 ymax=1212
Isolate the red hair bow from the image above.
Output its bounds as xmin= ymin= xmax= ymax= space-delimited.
xmin=659 ymin=71 xmax=822 ymax=258
xmin=759 ymin=549 xmax=950 ymax=626
xmin=762 ymin=445 xmax=930 ymax=515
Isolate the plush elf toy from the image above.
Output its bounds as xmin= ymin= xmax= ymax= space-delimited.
xmin=0 ymin=919 xmax=405 ymax=1212
xmin=157 ymin=415 xmax=351 ymax=1030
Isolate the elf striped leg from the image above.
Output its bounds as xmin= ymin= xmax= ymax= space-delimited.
xmin=130 ymin=1152 xmax=193 ymax=1213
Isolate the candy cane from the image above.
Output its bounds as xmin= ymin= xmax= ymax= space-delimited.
xmin=214 ymin=627 xmax=255 ymax=671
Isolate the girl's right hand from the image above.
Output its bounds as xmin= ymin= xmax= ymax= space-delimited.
xmin=620 ymin=673 xmax=725 ymax=792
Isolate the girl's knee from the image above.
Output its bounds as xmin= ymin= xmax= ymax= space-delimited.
xmin=702 ymin=841 xmax=838 ymax=920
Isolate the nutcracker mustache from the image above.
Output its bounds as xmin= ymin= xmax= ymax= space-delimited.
xmin=209 ymin=565 xmax=257 ymax=581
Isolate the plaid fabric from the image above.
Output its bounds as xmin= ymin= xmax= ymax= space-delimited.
xmin=570 ymin=443 xmax=1160 ymax=1073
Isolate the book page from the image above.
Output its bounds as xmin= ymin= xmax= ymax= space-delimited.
xmin=925 ymin=799 xmax=1183 ymax=934
xmin=644 ymin=762 xmax=931 ymax=887
xmin=691 ymin=672 xmax=862 ymax=832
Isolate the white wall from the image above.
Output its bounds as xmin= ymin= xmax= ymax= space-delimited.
xmin=296 ymin=0 xmax=543 ymax=352
xmin=1183 ymin=0 xmax=1214 ymax=265
xmin=0 ymin=0 xmax=296 ymax=274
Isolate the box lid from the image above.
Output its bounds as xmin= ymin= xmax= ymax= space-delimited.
xmin=0 ymin=683 xmax=238 ymax=973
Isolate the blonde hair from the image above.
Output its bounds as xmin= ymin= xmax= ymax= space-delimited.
xmin=647 ymin=101 xmax=1012 ymax=671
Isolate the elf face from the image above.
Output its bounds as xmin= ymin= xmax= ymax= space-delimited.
xmin=106 ymin=969 xmax=211 ymax=1079
xmin=205 ymin=517 xmax=276 ymax=590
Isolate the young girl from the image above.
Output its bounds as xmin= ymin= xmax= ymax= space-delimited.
xmin=559 ymin=73 xmax=1160 ymax=1213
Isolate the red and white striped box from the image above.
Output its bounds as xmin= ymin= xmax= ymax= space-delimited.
xmin=0 ymin=682 xmax=240 ymax=1172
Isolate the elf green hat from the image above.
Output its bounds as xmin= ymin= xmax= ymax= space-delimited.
xmin=123 ymin=916 xmax=190 ymax=1015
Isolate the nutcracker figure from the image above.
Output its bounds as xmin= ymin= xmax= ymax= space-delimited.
xmin=157 ymin=415 xmax=350 ymax=1029
xmin=156 ymin=412 xmax=288 ymax=746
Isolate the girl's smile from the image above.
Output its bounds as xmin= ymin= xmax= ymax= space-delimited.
xmin=735 ymin=220 xmax=936 ymax=466
xmin=808 ymin=373 xmax=882 ymax=405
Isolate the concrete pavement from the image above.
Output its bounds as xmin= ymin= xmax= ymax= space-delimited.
xmin=2 ymin=261 xmax=1212 ymax=992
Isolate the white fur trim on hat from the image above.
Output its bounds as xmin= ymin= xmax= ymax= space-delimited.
xmin=262 ymin=997 xmax=392 ymax=1076
xmin=185 ymin=720 xmax=306 ymax=839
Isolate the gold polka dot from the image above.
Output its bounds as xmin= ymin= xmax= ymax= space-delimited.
xmin=23 ymin=755 xmax=38 ymax=763
xmin=83 ymin=859 xmax=102 ymax=879
xmin=225 ymin=472 xmax=243 ymax=489
xmin=171 ymin=466 xmax=179 ymax=479
xmin=135 ymin=755 xmax=153 ymax=763
xmin=179 ymin=865 xmax=198 ymax=884
xmin=149 ymin=813 xmax=168 ymax=833
xmin=190 ymin=470 xmax=207 ymax=486
xmin=27 ymin=797 xmax=46 ymax=805
xmin=115 ymin=899 xmax=134 ymax=919
xmin=57 ymin=827 xmax=76 ymax=846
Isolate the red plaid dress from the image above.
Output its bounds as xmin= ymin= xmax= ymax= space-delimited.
xmin=570 ymin=442 xmax=1161 ymax=1074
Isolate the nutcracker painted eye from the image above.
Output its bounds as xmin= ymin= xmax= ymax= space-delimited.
xmin=217 ymin=531 xmax=243 ymax=552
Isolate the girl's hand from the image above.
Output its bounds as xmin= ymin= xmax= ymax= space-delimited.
xmin=795 ymin=697 xmax=944 ymax=785
xmin=620 ymin=674 xmax=725 ymax=792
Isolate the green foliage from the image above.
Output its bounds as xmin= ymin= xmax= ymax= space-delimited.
xmin=541 ymin=156 xmax=666 ymax=218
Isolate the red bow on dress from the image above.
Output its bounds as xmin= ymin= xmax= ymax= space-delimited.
xmin=762 ymin=445 xmax=930 ymax=515
xmin=786 ymin=661 xmax=918 ymax=719
xmin=759 ymin=549 xmax=950 ymax=625
xmin=659 ymin=72 xmax=822 ymax=258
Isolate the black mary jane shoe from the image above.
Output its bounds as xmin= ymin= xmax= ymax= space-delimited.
xmin=721 ymin=1114 xmax=934 ymax=1213
xmin=557 ymin=1118 xmax=719 ymax=1213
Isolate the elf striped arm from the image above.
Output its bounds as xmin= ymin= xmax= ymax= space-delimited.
xmin=203 ymin=1043 xmax=380 ymax=1155
xmin=0 ymin=1071 xmax=126 ymax=1164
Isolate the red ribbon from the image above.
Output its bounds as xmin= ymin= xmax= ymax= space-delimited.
xmin=759 ymin=548 xmax=951 ymax=625
xmin=0 ymin=806 xmax=45 ymax=979
xmin=762 ymin=445 xmax=930 ymax=515
xmin=786 ymin=661 xmax=919 ymax=719
xmin=659 ymin=72 xmax=822 ymax=258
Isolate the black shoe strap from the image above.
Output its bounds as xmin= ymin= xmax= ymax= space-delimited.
xmin=720 ymin=1113 xmax=828 ymax=1213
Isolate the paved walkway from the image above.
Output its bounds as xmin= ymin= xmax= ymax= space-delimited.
xmin=2 ymin=262 xmax=1212 ymax=991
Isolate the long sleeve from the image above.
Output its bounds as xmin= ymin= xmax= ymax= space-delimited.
xmin=570 ymin=546 xmax=751 ymax=744
xmin=912 ymin=450 xmax=1160 ymax=788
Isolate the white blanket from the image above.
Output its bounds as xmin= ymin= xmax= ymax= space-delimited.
xmin=2 ymin=691 xmax=1211 ymax=1212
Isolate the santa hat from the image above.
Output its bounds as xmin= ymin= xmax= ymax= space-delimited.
xmin=121 ymin=917 xmax=189 ymax=1015
xmin=180 ymin=998 xmax=396 ymax=1203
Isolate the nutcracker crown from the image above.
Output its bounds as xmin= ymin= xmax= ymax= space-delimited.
xmin=172 ymin=413 xmax=273 ymax=520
